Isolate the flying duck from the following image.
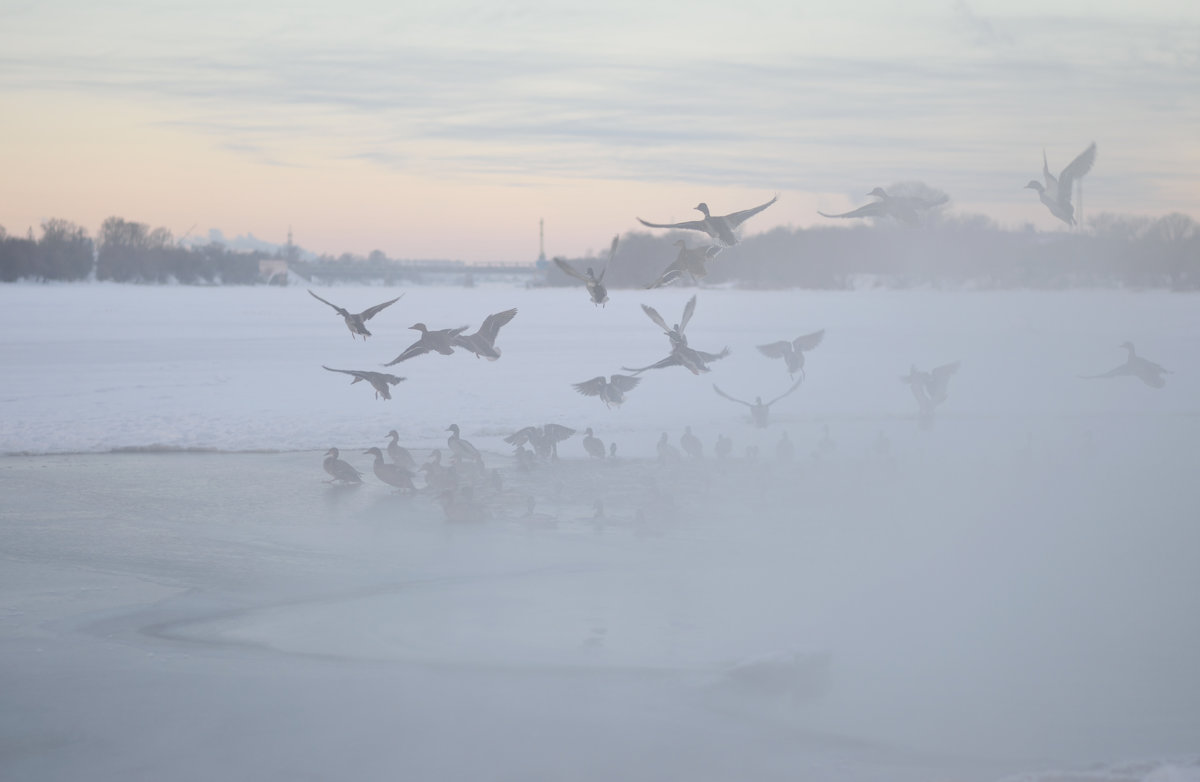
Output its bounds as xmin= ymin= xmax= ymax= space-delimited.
xmin=362 ymin=447 xmax=416 ymax=491
xmin=644 ymin=240 xmax=722 ymax=289
xmin=555 ymin=236 xmax=618 ymax=307
xmin=322 ymin=447 xmax=362 ymax=484
xmin=713 ymin=378 xmax=804 ymax=428
xmin=623 ymin=295 xmax=730 ymax=375
xmin=818 ymin=188 xmax=947 ymax=226
xmin=384 ymin=322 xmax=469 ymax=365
xmin=1080 ymin=342 xmax=1170 ymax=388
xmin=322 ymin=366 xmax=405 ymax=400
xmin=573 ymin=374 xmax=641 ymax=408
xmin=1026 ymin=142 xmax=1097 ymax=226
xmin=902 ymin=361 xmax=961 ymax=416
xmin=756 ymin=329 xmax=825 ymax=379
xmin=638 ymin=195 xmax=778 ymax=246
xmin=452 ymin=308 xmax=518 ymax=360
xmin=308 ymin=290 xmax=403 ymax=339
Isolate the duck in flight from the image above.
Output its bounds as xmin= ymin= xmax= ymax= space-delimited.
xmin=644 ymin=240 xmax=722 ymax=289
xmin=712 ymin=379 xmax=804 ymax=428
xmin=1025 ymin=142 xmax=1097 ymax=226
xmin=1080 ymin=342 xmax=1170 ymax=388
xmin=555 ymin=236 xmax=618 ymax=307
xmin=322 ymin=366 xmax=405 ymax=400
xmin=453 ymin=308 xmax=518 ymax=360
xmin=573 ymin=374 xmax=641 ymax=408
xmin=902 ymin=361 xmax=961 ymax=417
xmin=384 ymin=322 xmax=468 ymax=365
xmin=623 ymin=295 xmax=730 ymax=375
xmin=757 ymin=329 xmax=825 ymax=379
xmin=818 ymin=188 xmax=947 ymax=226
xmin=308 ymin=290 xmax=403 ymax=340
xmin=638 ymin=195 xmax=778 ymax=247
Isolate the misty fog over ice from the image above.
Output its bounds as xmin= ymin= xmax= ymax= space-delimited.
xmin=2 ymin=283 xmax=1199 ymax=782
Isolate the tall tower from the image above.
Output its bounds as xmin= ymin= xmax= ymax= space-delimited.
xmin=538 ymin=218 xmax=546 ymax=263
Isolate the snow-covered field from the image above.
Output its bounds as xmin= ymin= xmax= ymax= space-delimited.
xmin=2 ymin=282 xmax=1199 ymax=781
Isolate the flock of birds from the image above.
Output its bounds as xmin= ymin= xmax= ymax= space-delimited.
xmin=313 ymin=143 xmax=1171 ymax=521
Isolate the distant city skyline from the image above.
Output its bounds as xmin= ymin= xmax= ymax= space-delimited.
xmin=2 ymin=0 xmax=1197 ymax=262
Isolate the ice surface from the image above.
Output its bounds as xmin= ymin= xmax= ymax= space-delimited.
xmin=1 ymin=283 xmax=1199 ymax=781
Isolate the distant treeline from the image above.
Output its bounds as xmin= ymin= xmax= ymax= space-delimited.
xmin=3 ymin=211 xmax=1198 ymax=290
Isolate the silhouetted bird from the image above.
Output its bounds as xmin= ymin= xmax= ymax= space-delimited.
xmin=582 ymin=427 xmax=606 ymax=459
xmin=902 ymin=361 xmax=961 ymax=417
xmin=362 ymin=447 xmax=416 ymax=491
xmin=384 ymin=323 xmax=468 ymax=365
xmin=818 ymin=188 xmax=947 ymax=226
xmin=453 ymin=308 xmax=518 ymax=360
xmin=638 ymin=196 xmax=778 ymax=246
xmin=504 ymin=424 xmax=576 ymax=459
xmin=322 ymin=366 xmax=405 ymax=400
xmin=308 ymin=290 xmax=403 ymax=340
xmin=715 ymin=434 xmax=733 ymax=460
xmin=1080 ymin=342 xmax=1170 ymax=388
xmin=680 ymin=426 xmax=703 ymax=459
xmin=623 ymin=295 xmax=729 ymax=375
xmin=756 ymin=329 xmax=825 ymax=379
xmin=385 ymin=429 xmax=417 ymax=471
xmin=555 ymin=236 xmax=617 ymax=307
xmin=1025 ymin=142 xmax=1096 ymax=226
xmin=644 ymin=240 xmax=722 ymax=288
xmin=446 ymin=424 xmax=483 ymax=465
xmin=713 ymin=378 xmax=804 ymax=428
xmin=322 ymin=447 xmax=362 ymax=484
xmin=573 ymin=374 xmax=641 ymax=408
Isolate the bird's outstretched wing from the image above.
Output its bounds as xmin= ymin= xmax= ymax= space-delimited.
xmin=308 ymin=289 xmax=346 ymax=313
xmin=679 ymin=295 xmax=697 ymax=332
xmin=385 ymin=340 xmax=431 ymax=365
xmin=543 ymin=423 xmax=576 ymax=442
xmin=756 ymin=340 xmax=791 ymax=359
xmin=640 ymin=303 xmax=671 ymax=333
xmin=637 ymin=216 xmax=707 ymax=231
xmin=693 ymin=346 xmax=730 ymax=363
xmin=361 ymin=294 xmax=404 ymax=320
xmin=767 ymin=377 xmax=805 ymax=406
xmin=1078 ymin=367 xmax=1127 ymax=380
xmin=475 ymin=308 xmax=517 ymax=342
xmin=645 ymin=269 xmax=684 ymax=289
xmin=323 ymin=365 xmax=360 ymax=379
xmin=818 ymin=201 xmax=887 ymax=220
xmin=723 ymin=195 xmax=778 ymax=228
xmin=572 ymin=377 xmax=609 ymax=397
xmin=609 ymin=375 xmax=641 ymax=393
xmin=792 ymin=329 xmax=825 ymax=352
xmin=1058 ymin=142 xmax=1097 ymax=198
xmin=622 ymin=354 xmax=681 ymax=374
xmin=554 ymin=257 xmax=589 ymax=282
xmin=504 ymin=426 xmax=540 ymax=446
xmin=712 ymin=384 xmax=750 ymax=407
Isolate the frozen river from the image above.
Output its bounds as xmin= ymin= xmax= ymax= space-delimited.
xmin=2 ymin=283 xmax=1199 ymax=781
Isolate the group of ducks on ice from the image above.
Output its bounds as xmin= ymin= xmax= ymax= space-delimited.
xmin=314 ymin=141 xmax=1171 ymax=513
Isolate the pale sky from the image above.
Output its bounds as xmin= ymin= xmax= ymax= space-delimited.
xmin=2 ymin=0 xmax=1197 ymax=261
